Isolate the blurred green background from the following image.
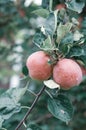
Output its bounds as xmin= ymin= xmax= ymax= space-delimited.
xmin=0 ymin=0 xmax=86 ymax=130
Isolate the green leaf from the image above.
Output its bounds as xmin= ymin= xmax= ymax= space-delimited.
xmin=81 ymin=17 xmax=86 ymax=36
xmin=32 ymin=8 xmax=49 ymax=18
xmin=59 ymin=33 xmax=74 ymax=55
xmin=44 ymin=11 xmax=58 ymax=36
xmin=33 ymin=30 xmax=56 ymax=50
xmin=2 ymin=105 xmax=21 ymax=120
xmin=47 ymin=94 xmax=73 ymax=123
xmin=65 ymin=0 xmax=85 ymax=13
xmin=61 ymin=33 xmax=74 ymax=45
xmin=22 ymin=65 xmax=28 ymax=76
xmin=57 ymin=22 xmax=72 ymax=44
xmin=0 ymin=95 xmax=16 ymax=111
xmin=41 ymin=35 xmax=55 ymax=51
xmin=27 ymin=123 xmax=42 ymax=130
xmin=78 ymin=56 xmax=86 ymax=66
xmin=33 ymin=29 xmax=46 ymax=48
xmin=68 ymin=46 xmax=85 ymax=57
xmin=0 ymin=85 xmax=27 ymax=126
xmin=6 ymin=86 xmax=27 ymax=104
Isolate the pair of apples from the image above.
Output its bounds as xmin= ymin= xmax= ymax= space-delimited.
xmin=26 ymin=51 xmax=84 ymax=90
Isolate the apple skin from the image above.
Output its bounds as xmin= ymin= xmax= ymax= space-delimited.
xmin=53 ymin=58 xmax=83 ymax=90
xmin=26 ymin=51 xmax=53 ymax=81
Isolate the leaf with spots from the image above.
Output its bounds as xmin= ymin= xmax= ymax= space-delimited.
xmin=47 ymin=94 xmax=73 ymax=123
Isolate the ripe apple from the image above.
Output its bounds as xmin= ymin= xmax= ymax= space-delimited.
xmin=53 ymin=58 xmax=82 ymax=90
xmin=26 ymin=51 xmax=52 ymax=80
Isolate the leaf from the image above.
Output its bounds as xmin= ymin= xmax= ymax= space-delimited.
xmin=27 ymin=123 xmax=42 ymax=130
xmin=33 ymin=31 xmax=56 ymax=51
xmin=41 ymin=35 xmax=55 ymax=51
xmin=68 ymin=46 xmax=85 ymax=57
xmin=33 ymin=29 xmax=46 ymax=48
xmin=6 ymin=86 xmax=27 ymax=104
xmin=73 ymin=31 xmax=84 ymax=41
xmin=59 ymin=33 xmax=74 ymax=55
xmin=57 ymin=22 xmax=72 ymax=44
xmin=81 ymin=17 xmax=86 ymax=36
xmin=22 ymin=65 xmax=28 ymax=76
xmin=32 ymin=8 xmax=49 ymax=18
xmin=65 ymin=0 xmax=85 ymax=13
xmin=44 ymin=11 xmax=58 ymax=36
xmin=33 ymin=11 xmax=58 ymax=49
xmin=2 ymin=105 xmax=21 ymax=120
xmin=78 ymin=56 xmax=86 ymax=66
xmin=0 ymin=95 xmax=16 ymax=111
xmin=61 ymin=33 xmax=74 ymax=45
xmin=0 ymin=85 xmax=27 ymax=126
xmin=44 ymin=79 xmax=60 ymax=89
xmin=47 ymin=94 xmax=73 ymax=123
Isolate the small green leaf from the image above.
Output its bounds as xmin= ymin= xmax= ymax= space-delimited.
xmin=33 ymin=29 xmax=46 ymax=48
xmin=61 ymin=33 xmax=74 ymax=45
xmin=32 ymin=8 xmax=49 ymax=18
xmin=73 ymin=31 xmax=84 ymax=41
xmin=33 ymin=31 xmax=56 ymax=51
xmin=59 ymin=33 xmax=74 ymax=55
xmin=41 ymin=35 xmax=55 ymax=51
xmin=47 ymin=94 xmax=73 ymax=123
xmin=57 ymin=22 xmax=72 ymax=44
xmin=66 ymin=0 xmax=85 ymax=13
xmin=44 ymin=11 xmax=58 ymax=36
xmin=68 ymin=46 xmax=85 ymax=57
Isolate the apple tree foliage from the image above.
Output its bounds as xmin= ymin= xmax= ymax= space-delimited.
xmin=0 ymin=0 xmax=86 ymax=130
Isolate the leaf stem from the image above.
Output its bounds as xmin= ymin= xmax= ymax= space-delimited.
xmin=15 ymin=85 xmax=46 ymax=130
xmin=49 ymin=0 xmax=53 ymax=12
xmin=21 ymin=106 xmax=30 ymax=109
xmin=27 ymin=89 xmax=37 ymax=97
xmin=45 ymin=89 xmax=53 ymax=98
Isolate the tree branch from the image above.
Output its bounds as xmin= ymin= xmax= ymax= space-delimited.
xmin=15 ymin=85 xmax=46 ymax=130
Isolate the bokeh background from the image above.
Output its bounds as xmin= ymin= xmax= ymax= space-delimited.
xmin=0 ymin=0 xmax=86 ymax=130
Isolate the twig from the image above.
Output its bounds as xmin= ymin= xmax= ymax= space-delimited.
xmin=15 ymin=85 xmax=46 ymax=130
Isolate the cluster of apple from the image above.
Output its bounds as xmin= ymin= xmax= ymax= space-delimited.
xmin=26 ymin=51 xmax=86 ymax=90
xmin=26 ymin=3 xmax=85 ymax=90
